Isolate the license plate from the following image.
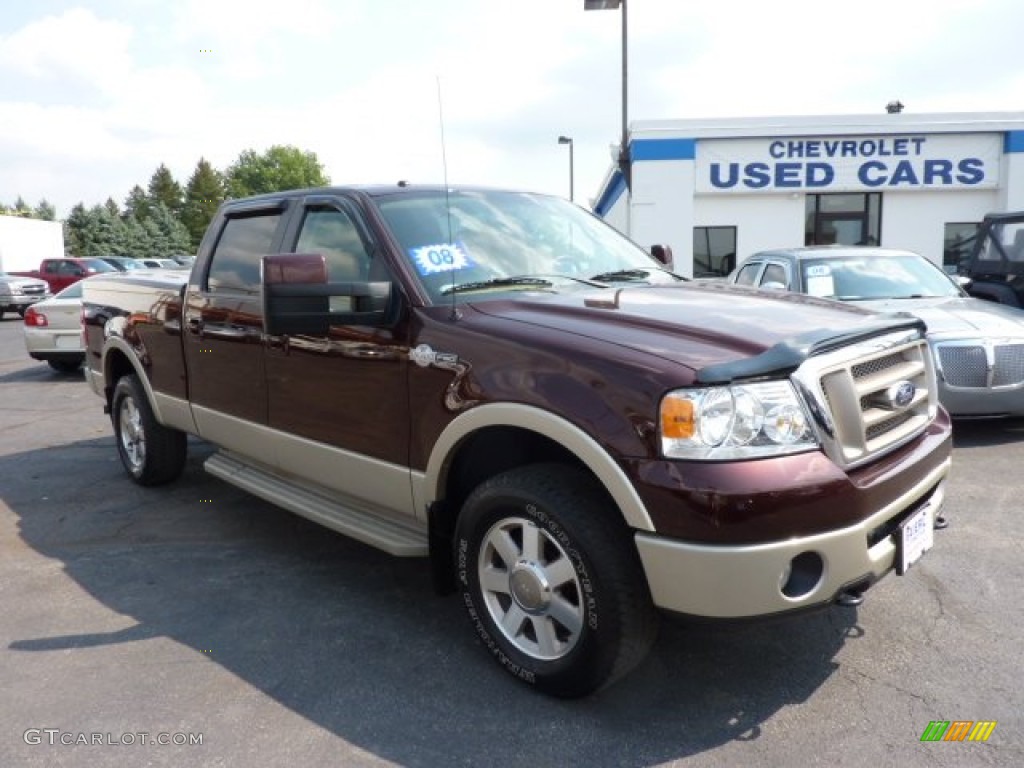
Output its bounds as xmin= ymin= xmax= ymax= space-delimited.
xmin=898 ymin=502 xmax=934 ymax=574
xmin=55 ymin=334 xmax=80 ymax=349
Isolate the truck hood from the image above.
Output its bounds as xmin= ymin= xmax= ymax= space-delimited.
xmin=470 ymin=282 xmax=920 ymax=381
xmin=0 ymin=274 xmax=48 ymax=290
xmin=858 ymin=296 xmax=1024 ymax=338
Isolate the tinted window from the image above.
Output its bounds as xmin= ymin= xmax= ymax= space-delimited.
xmin=734 ymin=263 xmax=760 ymax=286
xmin=81 ymin=259 xmax=116 ymax=272
xmin=693 ymin=226 xmax=737 ymax=277
xmin=207 ymin=213 xmax=282 ymax=294
xmin=295 ymin=208 xmax=371 ymax=281
xmin=761 ymin=263 xmax=787 ymax=287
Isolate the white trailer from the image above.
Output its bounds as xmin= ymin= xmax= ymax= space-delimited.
xmin=0 ymin=215 xmax=65 ymax=273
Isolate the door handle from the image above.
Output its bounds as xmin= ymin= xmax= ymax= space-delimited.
xmin=186 ymin=316 xmax=203 ymax=334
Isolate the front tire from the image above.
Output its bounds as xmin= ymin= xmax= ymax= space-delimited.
xmin=111 ymin=374 xmax=187 ymax=486
xmin=456 ymin=464 xmax=658 ymax=698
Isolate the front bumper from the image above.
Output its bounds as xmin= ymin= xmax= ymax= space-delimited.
xmin=938 ymin=381 xmax=1024 ymax=417
xmin=1 ymin=293 xmax=50 ymax=311
xmin=636 ymin=455 xmax=949 ymax=618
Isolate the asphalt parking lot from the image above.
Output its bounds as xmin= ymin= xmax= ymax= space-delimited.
xmin=1 ymin=316 xmax=1022 ymax=768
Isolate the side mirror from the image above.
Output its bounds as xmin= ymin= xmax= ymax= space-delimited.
xmin=953 ymin=274 xmax=973 ymax=291
xmin=650 ymin=244 xmax=674 ymax=270
xmin=262 ymin=253 xmax=393 ymax=336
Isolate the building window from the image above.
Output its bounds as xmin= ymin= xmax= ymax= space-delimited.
xmin=693 ymin=226 xmax=737 ymax=276
xmin=943 ymin=222 xmax=980 ymax=274
xmin=805 ymin=193 xmax=881 ymax=246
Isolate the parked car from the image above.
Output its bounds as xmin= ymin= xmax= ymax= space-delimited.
xmin=0 ymin=271 xmax=51 ymax=319
xmin=138 ymin=258 xmax=186 ymax=269
xmin=11 ymin=257 xmax=117 ymax=292
xmin=957 ymin=210 xmax=1024 ymax=307
xmin=23 ymin=280 xmax=86 ymax=372
xmin=730 ymin=245 xmax=1024 ymax=416
xmin=98 ymin=256 xmax=148 ymax=272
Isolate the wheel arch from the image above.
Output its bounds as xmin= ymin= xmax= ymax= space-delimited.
xmin=419 ymin=403 xmax=654 ymax=533
xmin=101 ymin=340 xmax=164 ymax=421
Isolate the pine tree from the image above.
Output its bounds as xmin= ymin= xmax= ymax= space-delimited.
xmin=63 ymin=204 xmax=89 ymax=256
xmin=147 ymin=203 xmax=191 ymax=257
xmin=148 ymin=164 xmax=184 ymax=218
xmin=182 ymin=158 xmax=226 ymax=250
xmin=34 ymin=199 xmax=57 ymax=221
xmin=124 ymin=185 xmax=151 ymax=221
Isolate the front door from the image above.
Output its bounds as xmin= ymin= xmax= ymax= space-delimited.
xmin=264 ymin=196 xmax=412 ymax=511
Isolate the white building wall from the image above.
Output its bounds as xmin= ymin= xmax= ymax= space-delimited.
xmin=0 ymin=215 xmax=64 ymax=273
xmin=881 ymin=190 xmax=999 ymax=264
xmin=1000 ymin=151 xmax=1024 ymax=210
xmin=629 ymin=159 xmax=694 ymax=274
xmin=694 ymin=193 xmax=806 ymax=263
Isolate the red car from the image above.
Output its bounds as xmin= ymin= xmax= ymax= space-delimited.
xmin=13 ymin=258 xmax=117 ymax=293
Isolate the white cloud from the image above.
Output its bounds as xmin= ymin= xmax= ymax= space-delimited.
xmin=2 ymin=0 xmax=1023 ymax=218
xmin=0 ymin=8 xmax=133 ymax=99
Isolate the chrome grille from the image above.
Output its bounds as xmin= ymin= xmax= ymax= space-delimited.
xmin=935 ymin=342 xmax=1024 ymax=389
xmin=937 ymin=345 xmax=987 ymax=387
xmin=793 ymin=330 xmax=936 ymax=470
xmin=22 ymin=284 xmax=46 ymax=295
xmin=993 ymin=344 xmax=1024 ymax=387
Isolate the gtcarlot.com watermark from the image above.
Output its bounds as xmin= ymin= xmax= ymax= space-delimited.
xmin=24 ymin=729 xmax=203 ymax=747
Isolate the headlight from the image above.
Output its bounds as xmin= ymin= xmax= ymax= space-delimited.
xmin=660 ymin=380 xmax=817 ymax=460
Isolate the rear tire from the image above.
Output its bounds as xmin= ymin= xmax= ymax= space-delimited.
xmin=455 ymin=463 xmax=658 ymax=698
xmin=111 ymin=374 xmax=187 ymax=486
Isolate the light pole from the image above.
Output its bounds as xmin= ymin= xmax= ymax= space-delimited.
xmin=557 ymin=135 xmax=574 ymax=201
xmin=584 ymin=0 xmax=629 ymax=228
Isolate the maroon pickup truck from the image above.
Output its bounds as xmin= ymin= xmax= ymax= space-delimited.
xmin=14 ymin=257 xmax=117 ymax=292
xmin=82 ymin=185 xmax=952 ymax=697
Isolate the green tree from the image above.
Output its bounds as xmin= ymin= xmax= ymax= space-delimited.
xmin=13 ymin=196 xmax=32 ymax=218
xmin=145 ymin=203 xmax=192 ymax=258
xmin=181 ymin=157 xmax=226 ymax=249
xmin=64 ymin=204 xmax=126 ymax=257
xmin=147 ymin=164 xmax=184 ymax=218
xmin=63 ymin=203 xmax=89 ymax=255
xmin=123 ymin=185 xmax=151 ymax=221
xmin=225 ymin=145 xmax=329 ymax=198
xmin=34 ymin=199 xmax=57 ymax=221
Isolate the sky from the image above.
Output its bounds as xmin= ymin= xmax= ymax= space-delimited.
xmin=2 ymin=0 xmax=1023 ymax=219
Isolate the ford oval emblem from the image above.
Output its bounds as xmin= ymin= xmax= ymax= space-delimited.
xmin=886 ymin=380 xmax=916 ymax=409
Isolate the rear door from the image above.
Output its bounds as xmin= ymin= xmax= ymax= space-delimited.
xmin=183 ymin=202 xmax=287 ymax=463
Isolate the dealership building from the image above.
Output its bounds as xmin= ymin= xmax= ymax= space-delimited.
xmin=592 ymin=111 xmax=1024 ymax=277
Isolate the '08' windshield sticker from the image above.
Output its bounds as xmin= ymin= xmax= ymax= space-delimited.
xmin=409 ymin=242 xmax=473 ymax=275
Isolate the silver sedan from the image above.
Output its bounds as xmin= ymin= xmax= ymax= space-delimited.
xmin=730 ymin=246 xmax=1024 ymax=417
xmin=23 ymin=280 xmax=85 ymax=373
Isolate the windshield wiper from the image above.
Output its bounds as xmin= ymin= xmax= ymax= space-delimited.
xmin=588 ymin=268 xmax=652 ymax=282
xmin=439 ymin=277 xmax=554 ymax=296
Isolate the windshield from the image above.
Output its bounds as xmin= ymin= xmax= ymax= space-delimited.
xmin=374 ymin=189 xmax=678 ymax=303
xmin=801 ymin=253 xmax=961 ymax=300
xmin=82 ymin=258 xmax=117 ymax=273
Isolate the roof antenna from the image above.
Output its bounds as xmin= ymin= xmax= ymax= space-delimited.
xmin=436 ymin=75 xmax=460 ymax=321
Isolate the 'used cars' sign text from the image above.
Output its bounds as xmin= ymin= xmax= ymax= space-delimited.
xmin=696 ymin=133 xmax=1001 ymax=193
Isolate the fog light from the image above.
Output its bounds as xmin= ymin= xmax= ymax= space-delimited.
xmin=780 ymin=552 xmax=824 ymax=599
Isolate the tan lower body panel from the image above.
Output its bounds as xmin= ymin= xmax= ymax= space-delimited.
xmin=636 ymin=457 xmax=951 ymax=618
